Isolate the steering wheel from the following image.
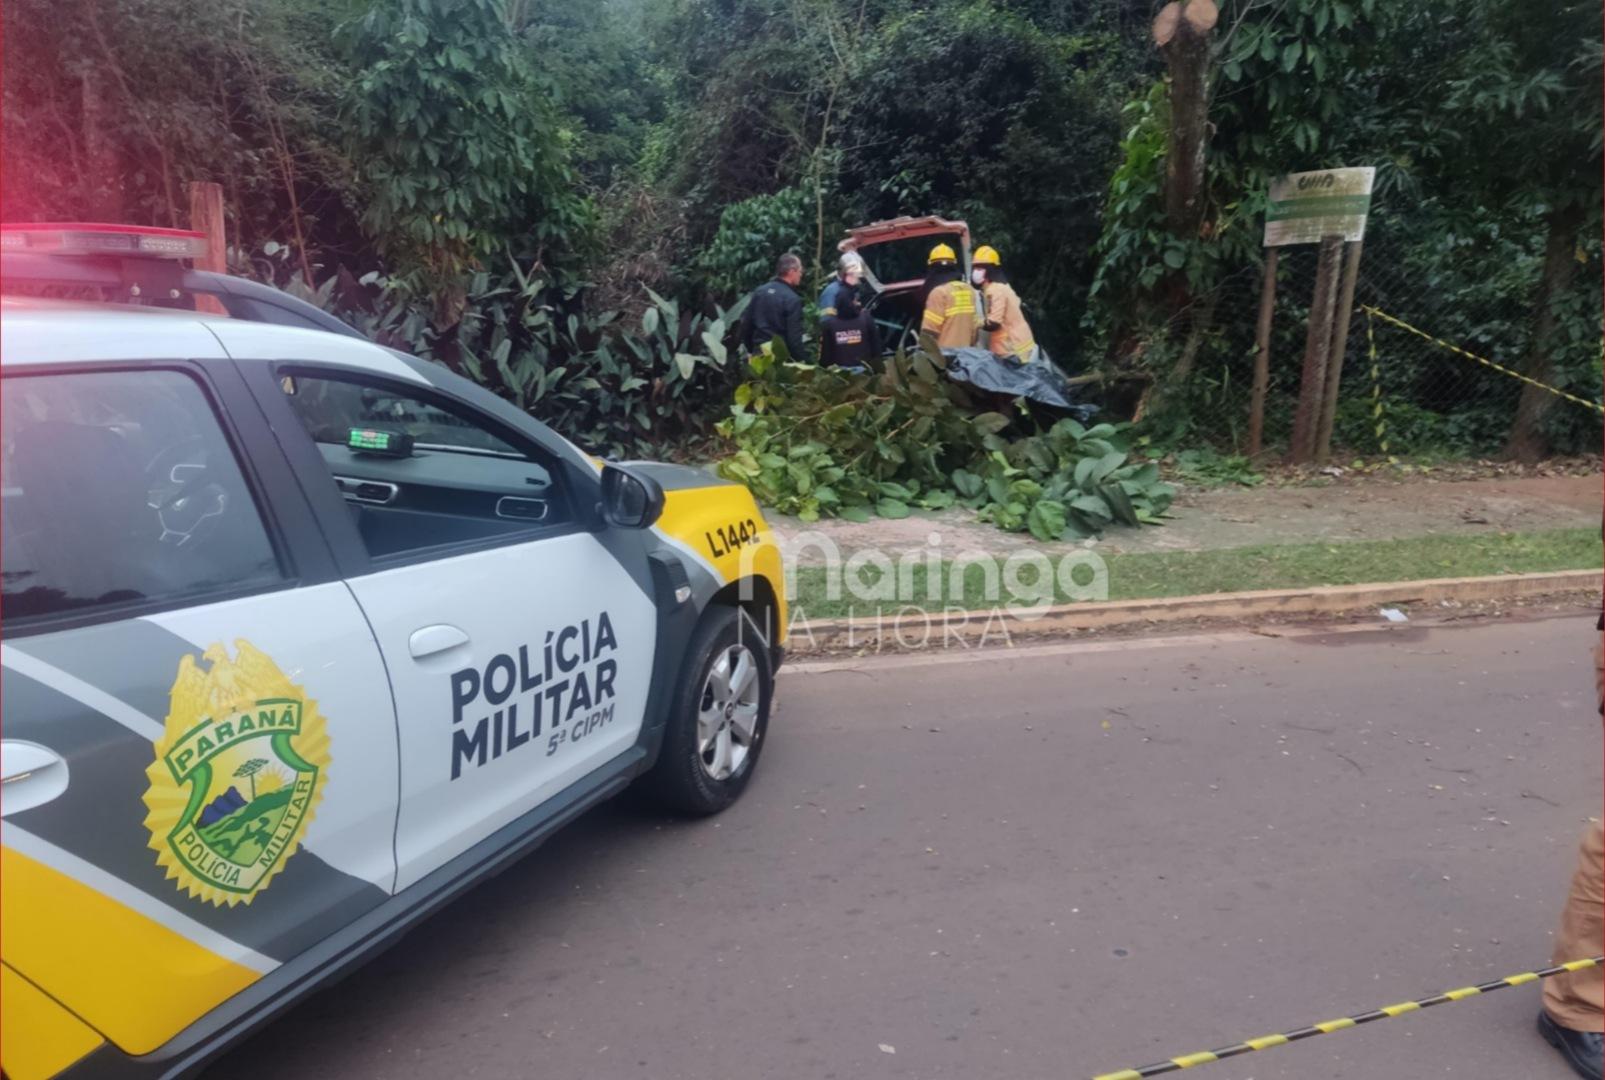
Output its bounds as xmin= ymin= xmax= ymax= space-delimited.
xmin=145 ymin=437 xmax=229 ymax=548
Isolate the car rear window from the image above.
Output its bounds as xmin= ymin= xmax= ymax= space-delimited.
xmin=1 ymin=368 xmax=283 ymax=624
xmin=857 ymin=232 xmax=966 ymax=287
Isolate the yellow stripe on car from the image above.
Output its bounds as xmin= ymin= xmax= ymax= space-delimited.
xmin=1 ymin=963 xmax=104 ymax=1080
xmin=652 ymin=483 xmax=787 ymax=644
xmin=2 ymin=847 xmax=260 ymax=1055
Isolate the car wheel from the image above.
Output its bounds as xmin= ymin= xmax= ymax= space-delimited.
xmin=645 ymin=606 xmax=772 ymax=815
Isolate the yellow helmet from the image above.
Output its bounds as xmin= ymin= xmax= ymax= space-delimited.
xmin=973 ymin=245 xmax=1000 ymax=266
xmin=928 ymin=243 xmax=957 ymax=264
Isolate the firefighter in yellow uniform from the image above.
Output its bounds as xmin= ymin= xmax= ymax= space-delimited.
xmin=972 ymin=245 xmax=1037 ymax=363
xmin=918 ymin=243 xmax=977 ymax=360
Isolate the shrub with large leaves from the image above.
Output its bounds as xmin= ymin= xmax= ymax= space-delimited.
xmin=716 ymin=350 xmax=1175 ymax=537
xmin=332 ymin=263 xmax=747 ymax=458
xmin=715 ymin=349 xmax=975 ymax=522
xmin=959 ymin=419 xmax=1176 ymax=540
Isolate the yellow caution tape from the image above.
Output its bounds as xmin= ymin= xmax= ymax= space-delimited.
xmin=1362 ymin=305 xmax=1604 ymax=416
xmin=1091 ymin=955 xmax=1602 ymax=1080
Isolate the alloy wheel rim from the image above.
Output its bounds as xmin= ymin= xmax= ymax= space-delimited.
xmin=696 ymin=644 xmax=760 ymax=781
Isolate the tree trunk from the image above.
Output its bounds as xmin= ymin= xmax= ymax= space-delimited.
xmin=79 ymin=71 xmax=122 ymax=219
xmin=1288 ymin=235 xmax=1343 ymax=464
xmin=1169 ymin=286 xmax=1219 ymax=384
xmin=1247 ymin=246 xmax=1279 ymax=458
xmin=1153 ymin=1 xmax=1217 ymax=250
xmin=188 ymin=182 xmax=230 ymax=316
xmin=1314 ymin=239 xmax=1364 ymax=465
xmin=1504 ymin=203 xmax=1584 ymax=463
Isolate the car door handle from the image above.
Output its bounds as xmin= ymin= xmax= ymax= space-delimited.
xmin=2 ymin=741 xmax=69 ymax=816
xmin=409 ymin=624 xmax=470 ymax=660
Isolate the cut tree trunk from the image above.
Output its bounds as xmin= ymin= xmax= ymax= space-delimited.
xmin=1504 ymin=203 xmax=1585 ymax=463
xmin=187 ymin=182 xmax=229 ymax=316
xmin=1153 ymin=0 xmax=1218 ymax=250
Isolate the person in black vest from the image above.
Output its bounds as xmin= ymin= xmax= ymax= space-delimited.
xmin=820 ymin=303 xmax=878 ymax=372
xmin=742 ymin=253 xmax=807 ymax=362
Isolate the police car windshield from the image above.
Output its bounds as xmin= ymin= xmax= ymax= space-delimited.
xmin=282 ymin=377 xmax=522 ymax=458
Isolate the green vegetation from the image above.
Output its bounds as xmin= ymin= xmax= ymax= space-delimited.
xmin=789 ymin=528 xmax=1603 ymax=618
xmin=716 ymin=349 xmax=1174 ymax=538
xmin=3 ymin=0 xmax=1598 ymax=469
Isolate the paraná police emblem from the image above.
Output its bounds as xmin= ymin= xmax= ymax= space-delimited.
xmin=143 ymin=640 xmax=330 ymax=906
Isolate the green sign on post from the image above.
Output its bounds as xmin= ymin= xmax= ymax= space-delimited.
xmin=1264 ymin=167 xmax=1375 ymax=247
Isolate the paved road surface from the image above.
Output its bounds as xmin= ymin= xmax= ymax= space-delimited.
xmin=216 ymin=613 xmax=1601 ymax=1080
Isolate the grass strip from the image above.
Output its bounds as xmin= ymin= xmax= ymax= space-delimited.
xmin=788 ymin=527 xmax=1601 ymax=619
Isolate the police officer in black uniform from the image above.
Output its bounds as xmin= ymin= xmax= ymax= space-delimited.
xmin=743 ymin=253 xmax=807 ymax=363
xmin=819 ymin=295 xmax=878 ymax=372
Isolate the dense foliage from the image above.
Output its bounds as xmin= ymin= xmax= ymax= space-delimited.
xmin=717 ymin=350 xmax=1174 ymax=539
xmin=342 ymin=0 xmax=591 ymax=294
xmin=2 ymin=0 xmax=1597 ymax=478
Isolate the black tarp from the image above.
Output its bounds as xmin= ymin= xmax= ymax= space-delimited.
xmin=941 ymin=347 xmax=1095 ymax=420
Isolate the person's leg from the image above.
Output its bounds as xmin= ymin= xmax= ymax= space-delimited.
xmin=1546 ymin=818 xmax=1605 ymax=1030
xmin=1539 ymin=817 xmax=1603 ymax=1079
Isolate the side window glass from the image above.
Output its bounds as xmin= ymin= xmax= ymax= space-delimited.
xmin=1 ymin=369 xmax=284 ymax=622
xmin=279 ymin=372 xmax=568 ymax=561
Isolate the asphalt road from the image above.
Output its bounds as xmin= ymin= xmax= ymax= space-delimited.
xmin=216 ymin=613 xmax=1602 ymax=1080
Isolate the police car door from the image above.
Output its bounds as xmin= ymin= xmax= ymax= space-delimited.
xmin=0 ymin=360 xmax=399 ymax=1053
xmin=245 ymin=357 xmax=658 ymax=892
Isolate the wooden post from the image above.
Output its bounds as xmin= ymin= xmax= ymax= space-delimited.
xmin=1288 ymin=234 xmax=1343 ymax=463
xmin=187 ymin=181 xmax=228 ymax=315
xmin=1314 ymin=239 xmax=1364 ymax=465
xmin=1247 ymin=245 xmax=1279 ymax=458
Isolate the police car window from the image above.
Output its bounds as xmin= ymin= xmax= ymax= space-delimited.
xmin=0 ymin=369 xmax=283 ymax=623
xmin=281 ymin=377 xmax=520 ymax=457
xmin=279 ymin=373 xmax=567 ymax=561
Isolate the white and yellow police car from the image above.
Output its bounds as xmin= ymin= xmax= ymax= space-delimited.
xmin=0 ymin=224 xmax=787 ymax=1079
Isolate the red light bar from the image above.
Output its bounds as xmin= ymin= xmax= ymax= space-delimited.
xmin=0 ymin=222 xmax=209 ymax=260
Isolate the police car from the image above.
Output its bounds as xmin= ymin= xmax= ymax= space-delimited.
xmin=0 ymin=224 xmax=787 ymax=1079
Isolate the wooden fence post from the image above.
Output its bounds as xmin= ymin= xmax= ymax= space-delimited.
xmin=1288 ymin=234 xmax=1343 ymax=463
xmin=187 ymin=181 xmax=228 ymax=315
xmin=1247 ymin=245 xmax=1279 ymax=458
xmin=1314 ymin=239 xmax=1364 ymax=465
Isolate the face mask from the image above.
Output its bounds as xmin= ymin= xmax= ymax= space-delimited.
xmin=971 ymin=268 xmax=987 ymax=285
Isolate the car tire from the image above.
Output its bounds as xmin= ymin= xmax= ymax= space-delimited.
xmin=644 ymin=605 xmax=773 ymax=816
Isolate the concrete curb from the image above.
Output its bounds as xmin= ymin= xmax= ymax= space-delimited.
xmin=786 ymin=568 xmax=1601 ymax=654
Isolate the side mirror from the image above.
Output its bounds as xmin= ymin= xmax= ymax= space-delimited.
xmin=600 ymin=464 xmax=665 ymax=529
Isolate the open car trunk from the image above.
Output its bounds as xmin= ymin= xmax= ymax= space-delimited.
xmin=837 ymin=216 xmax=1094 ymax=420
xmin=840 ymin=216 xmax=971 ymax=354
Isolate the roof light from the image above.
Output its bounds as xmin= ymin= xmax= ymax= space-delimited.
xmin=0 ymin=222 xmax=209 ymax=260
